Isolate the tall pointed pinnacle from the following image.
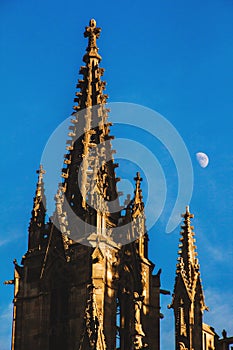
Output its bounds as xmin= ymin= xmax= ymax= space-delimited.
xmin=132 ymin=172 xmax=144 ymax=218
xmin=131 ymin=172 xmax=149 ymax=258
xmin=61 ymin=18 xmax=111 ymax=204
xmin=73 ymin=18 xmax=108 ymax=111
xmin=174 ymin=206 xmax=207 ymax=312
xmin=170 ymin=207 xmax=207 ymax=349
xmin=177 ymin=205 xmax=200 ymax=288
xmin=28 ymin=165 xmax=46 ymax=250
xmin=58 ymin=19 xmax=120 ymax=242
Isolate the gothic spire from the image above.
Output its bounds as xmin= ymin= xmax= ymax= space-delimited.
xmin=73 ymin=18 xmax=108 ymax=112
xmin=57 ymin=19 xmax=120 ymax=243
xmin=132 ymin=172 xmax=144 ymax=218
xmin=130 ymin=172 xmax=149 ymax=258
xmin=170 ymin=206 xmax=207 ymax=308
xmin=28 ymin=165 xmax=46 ymax=250
xmin=176 ymin=206 xmax=200 ymax=290
xmin=169 ymin=206 xmax=207 ymax=350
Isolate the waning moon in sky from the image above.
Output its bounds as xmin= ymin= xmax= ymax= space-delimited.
xmin=196 ymin=152 xmax=209 ymax=168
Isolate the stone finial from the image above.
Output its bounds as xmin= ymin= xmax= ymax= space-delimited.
xmin=132 ymin=172 xmax=144 ymax=218
xmin=134 ymin=172 xmax=143 ymax=201
xmin=84 ymin=18 xmax=102 ymax=61
xmin=134 ymin=172 xmax=143 ymax=206
xmin=32 ymin=165 xmax=46 ymax=218
xmin=35 ymin=165 xmax=46 ymax=198
xmin=222 ymin=329 xmax=227 ymax=338
xmin=36 ymin=164 xmax=46 ymax=182
xmin=181 ymin=205 xmax=194 ymax=219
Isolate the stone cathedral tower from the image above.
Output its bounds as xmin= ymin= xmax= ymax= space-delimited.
xmin=10 ymin=19 xmax=163 ymax=350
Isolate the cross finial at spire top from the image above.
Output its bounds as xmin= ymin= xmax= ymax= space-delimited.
xmin=134 ymin=172 xmax=143 ymax=185
xmin=134 ymin=172 xmax=143 ymax=201
xmin=36 ymin=165 xmax=46 ymax=185
xmin=132 ymin=172 xmax=144 ymax=217
xmin=134 ymin=172 xmax=143 ymax=198
xmin=84 ymin=19 xmax=101 ymax=59
xmin=181 ymin=205 xmax=194 ymax=219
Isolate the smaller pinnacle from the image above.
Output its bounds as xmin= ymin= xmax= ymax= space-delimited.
xmin=132 ymin=172 xmax=144 ymax=217
xmin=35 ymin=165 xmax=46 ymax=198
xmin=28 ymin=165 xmax=46 ymax=250
xmin=33 ymin=165 xmax=46 ymax=212
xmin=134 ymin=172 xmax=143 ymax=203
xmin=36 ymin=165 xmax=46 ymax=184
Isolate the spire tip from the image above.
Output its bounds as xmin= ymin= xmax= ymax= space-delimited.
xmin=36 ymin=164 xmax=46 ymax=175
xmin=89 ymin=18 xmax=97 ymax=27
xmin=83 ymin=18 xmax=101 ymax=62
xmin=181 ymin=205 xmax=194 ymax=218
xmin=36 ymin=165 xmax=46 ymax=185
xmin=134 ymin=172 xmax=142 ymax=183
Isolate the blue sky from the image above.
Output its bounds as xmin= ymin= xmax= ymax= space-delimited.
xmin=0 ymin=0 xmax=233 ymax=349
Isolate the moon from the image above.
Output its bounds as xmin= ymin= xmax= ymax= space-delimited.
xmin=196 ymin=152 xmax=209 ymax=168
